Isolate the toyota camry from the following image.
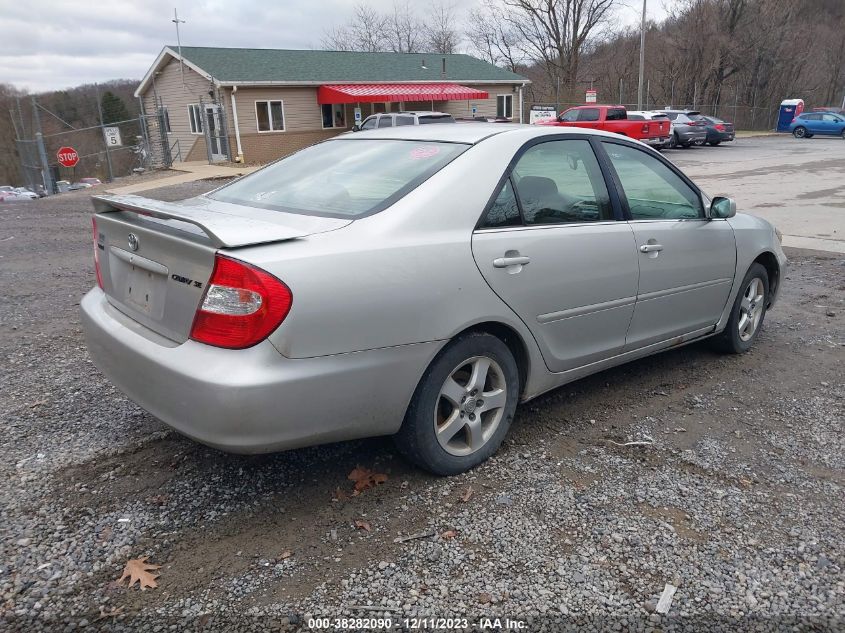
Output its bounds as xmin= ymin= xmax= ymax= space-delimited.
xmin=81 ymin=125 xmax=786 ymax=475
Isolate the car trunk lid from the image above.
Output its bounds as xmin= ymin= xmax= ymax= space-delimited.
xmin=92 ymin=194 xmax=350 ymax=343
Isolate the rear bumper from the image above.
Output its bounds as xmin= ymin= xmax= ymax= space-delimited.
xmin=81 ymin=288 xmax=442 ymax=453
xmin=677 ymin=130 xmax=707 ymax=143
xmin=642 ymin=136 xmax=671 ymax=147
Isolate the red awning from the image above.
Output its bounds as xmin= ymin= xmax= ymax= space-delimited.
xmin=317 ymin=83 xmax=489 ymax=104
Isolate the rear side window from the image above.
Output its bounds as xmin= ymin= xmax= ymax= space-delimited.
xmin=577 ymin=108 xmax=601 ymax=122
xmin=606 ymin=108 xmax=627 ymax=121
xmin=601 ymin=142 xmax=703 ymax=220
xmin=395 ymin=115 xmax=415 ymax=126
xmin=209 ymin=140 xmax=468 ymax=218
xmin=418 ymin=115 xmax=455 ymax=124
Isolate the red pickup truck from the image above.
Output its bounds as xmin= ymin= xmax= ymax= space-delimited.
xmin=536 ymin=105 xmax=670 ymax=148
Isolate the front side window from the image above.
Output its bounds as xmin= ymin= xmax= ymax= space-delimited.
xmin=322 ymin=103 xmax=346 ymax=129
xmin=377 ymin=116 xmax=393 ymax=128
xmin=188 ymin=104 xmax=203 ymax=134
xmin=497 ymin=94 xmax=513 ymax=118
xmin=209 ymin=139 xmax=467 ymax=218
xmin=559 ymin=109 xmax=579 ymax=122
xmin=601 ymin=142 xmax=703 ymax=220
xmin=823 ymin=113 xmax=841 ymax=122
xmin=256 ymin=100 xmax=285 ymax=132
xmin=360 ymin=116 xmax=377 ymax=130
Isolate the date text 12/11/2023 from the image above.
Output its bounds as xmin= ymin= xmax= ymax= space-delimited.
xmin=306 ymin=617 xmax=528 ymax=630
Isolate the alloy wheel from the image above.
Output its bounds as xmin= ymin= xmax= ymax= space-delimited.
xmin=434 ymin=356 xmax=507 ymax=456
xmin=738 ymin=277 xmax=765 ymax=342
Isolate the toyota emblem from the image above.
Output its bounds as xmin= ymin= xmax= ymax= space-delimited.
xmin=127 ymin=233 xmax=139 ymax=252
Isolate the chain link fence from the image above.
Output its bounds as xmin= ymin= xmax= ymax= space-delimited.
xmin=11 ymin=101 xmax=173 ymax=195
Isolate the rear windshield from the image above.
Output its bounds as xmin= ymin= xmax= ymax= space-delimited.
xmin=208 ymin=139 xmax=468 ymax=218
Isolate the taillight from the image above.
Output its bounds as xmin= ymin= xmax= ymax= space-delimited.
xmin=641 ymin=123 xmax=649 ymax=134
xmin=189 ymin=254 xmax=292 ymax=349
xmin=715 ymin=124 xmax=726 ymax=131
xmin=92 ymin=217 xmax=103 ymax=289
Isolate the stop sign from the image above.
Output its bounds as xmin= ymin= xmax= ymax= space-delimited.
xmin=56 ymin=146 xmax=79 ymax=168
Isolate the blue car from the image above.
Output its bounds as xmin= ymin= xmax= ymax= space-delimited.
xmin=789 ymin=111 xmax=845 ymax=138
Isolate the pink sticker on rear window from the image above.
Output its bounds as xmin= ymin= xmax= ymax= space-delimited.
xmin=409 ymin=146 xmax=441 ymax=160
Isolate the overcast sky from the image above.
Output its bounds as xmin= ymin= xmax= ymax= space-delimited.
xmin=0 ymin=0 xmax=673 ymax=93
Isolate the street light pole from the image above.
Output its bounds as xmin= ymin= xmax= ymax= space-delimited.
xmin=637 ymin=0 xmax=647 ymax=110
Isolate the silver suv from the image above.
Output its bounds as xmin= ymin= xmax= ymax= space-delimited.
xmin=355 ymin=111 xmax=455 ymax=130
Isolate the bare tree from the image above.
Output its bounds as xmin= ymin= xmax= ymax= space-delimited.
xmin=322 ymin=3 xmax=387 ymax=52
xmin=424 ymin=2 xmax=460 ymax=54
xmin=498 ymin=0 xmax=619 ymax=96
xmin=384 ymin=2 xmax=423 ymax=53
xmin=466 ymin=2 xmax=524 ymax=71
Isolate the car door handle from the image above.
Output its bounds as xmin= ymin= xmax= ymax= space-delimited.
xmin=493 ymin=256 xmax=531 ymax=268
xmin=639 ymin=244 xmax=664 ymax=253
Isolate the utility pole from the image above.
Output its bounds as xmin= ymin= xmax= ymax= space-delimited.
xmin=31 ymin=97 xmax=52 ymax=195
xmin=95 ymin=84 xmax=115 ymax=183
xmin=172 ymin=8 xmax=186 ymax=87
xmin=637 ymin=0 xmax=647 ymax=110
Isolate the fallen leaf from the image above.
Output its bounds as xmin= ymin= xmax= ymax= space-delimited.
xmin=98 ymin=525 xmax=113 ymax=544
xmin=479 ymin=592 xmax=492 ymax=604
xmin=347 ymin=467 xmax=389 ymax=492
xmin=117 ymin=556 xmax=161 ymax=590
xmin=97 ymin=605 xmax=124 ymax=620
xmin=460 ymin=486 xmax=474 ymax=503
xmin=279 ymin=549 xmax=293 ymax=559
xmin=354 ymin=520 xmax=371 ymax=532
xmin=333 ymin=487 xmax=348 ymax=501
xmin=197 ymin=614 xmax=211 ymax=628
xmin=440 ymin=529 xmax=459 ymax=540
xmin=147 ymin=494 xmax=169 ymax=505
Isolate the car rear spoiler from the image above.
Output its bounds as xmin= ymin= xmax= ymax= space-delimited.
xmin=92 ymin=194 xmax=350 ymax=248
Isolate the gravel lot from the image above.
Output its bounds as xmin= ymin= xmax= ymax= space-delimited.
xmin=1 ymin=147 xmax=844 ymax=632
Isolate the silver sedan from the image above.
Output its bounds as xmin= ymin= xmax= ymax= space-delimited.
xmin=81 ymin=125 xmax=787 ymax=475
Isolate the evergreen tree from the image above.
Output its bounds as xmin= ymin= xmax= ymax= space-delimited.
xmin=100 ymin=91 xmax=130 ymax=124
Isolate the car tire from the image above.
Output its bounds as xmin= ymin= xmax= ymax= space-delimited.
xmin=681 ymin=142 xmax=693 ymax=148
xmin=792 ymin=126 xmax=807 ymax=138
xmin=394 ymin=332 xmax=519 ymax=476
xmin=712 ymin=263 xmax=769 ymax=354
xmin=708 ymin=141 xmax=721 ymax=146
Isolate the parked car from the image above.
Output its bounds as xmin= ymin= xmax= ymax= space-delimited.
xmin=354 ymin=111 xmax=455 ymax=130
xmin=78 ymin=177 xmax=103 ymax=187
xmin=12 ymin=187 xmax=39 ymax=200
xmin=789 ymin=111 xmax=845 ymax=138
xmin=0 ymin=185 xmax=12 ymax=192
xmin=662 ymin=110 xmax=709 ymax=147
xmin=695 ymin=116 xmax=736 ymax=146
xmin=0 ymin=190 xmax=22 ymax=202
xmin=536 ymin=105 xmax=671 ymax=148
xmin=82 ymin=124 xmax=786 ymax=475
xmin=55 ymin=180 xmax=71 ymax=193
xmin=626 ymin=111 xmax=673 ymax=149
xmin=69 ymin=182 xmax=94 ymax=191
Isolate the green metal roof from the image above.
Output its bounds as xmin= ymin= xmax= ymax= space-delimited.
xmin=170 ymin=46 xmax=528 ymax=84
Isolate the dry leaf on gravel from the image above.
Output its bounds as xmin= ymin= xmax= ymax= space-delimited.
xmin=441 ymin=529 xmax=459 ymax=540
xmin=118 ymin=556 xmax=161 ymax=590
xmin=460 ymin=486 xmax=474 ymax=503
xmin=279 ymin=549 xmax=293 ymax=560
xmin=347 ymin=467 xmax=389 ymax=492
xmin=479 ymin=592 xmax=492 ymax=604
xmin=354 ymin=520 xmax=371 ymax=532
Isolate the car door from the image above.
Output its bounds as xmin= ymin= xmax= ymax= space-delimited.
xmin=822 ymin=113 xmax=843 ymax=134
xmin=472 ymin=137 xmax=639 ymax=372
xmin=803 ymin=113 xmax=822 ymax=133
xmin=598 ymin=140 xmax=736 ymax=350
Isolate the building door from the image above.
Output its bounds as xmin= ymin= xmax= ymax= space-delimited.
xmin=204 ymin=104 xmax=227 ymax=162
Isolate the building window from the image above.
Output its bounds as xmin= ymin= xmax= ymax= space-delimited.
xmin=497 ymin=94 xmax=513 ymax=119
xmin=256 ymin=100 xmax=285 ymax=132
xmin=162 ymin=107 xmax=171 ymax=134
xmin=188 ymin=104 xmax=203 ymax=134
xmin=322 ymin=104 xmax=346 ymax=129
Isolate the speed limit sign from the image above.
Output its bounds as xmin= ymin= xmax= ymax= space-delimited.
xmin=103 ymin=126 xmax=122 ymax=147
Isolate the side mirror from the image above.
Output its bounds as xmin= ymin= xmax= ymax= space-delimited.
xmin=709 ymin=196 xmax=736 ymax=219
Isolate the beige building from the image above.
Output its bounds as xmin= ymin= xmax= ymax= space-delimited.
xmin=134 ymin=46 xmax=530 ymax=165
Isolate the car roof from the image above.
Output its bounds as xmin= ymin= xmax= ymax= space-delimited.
xmin=337 ymin=123 xmax=645 ymax=145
